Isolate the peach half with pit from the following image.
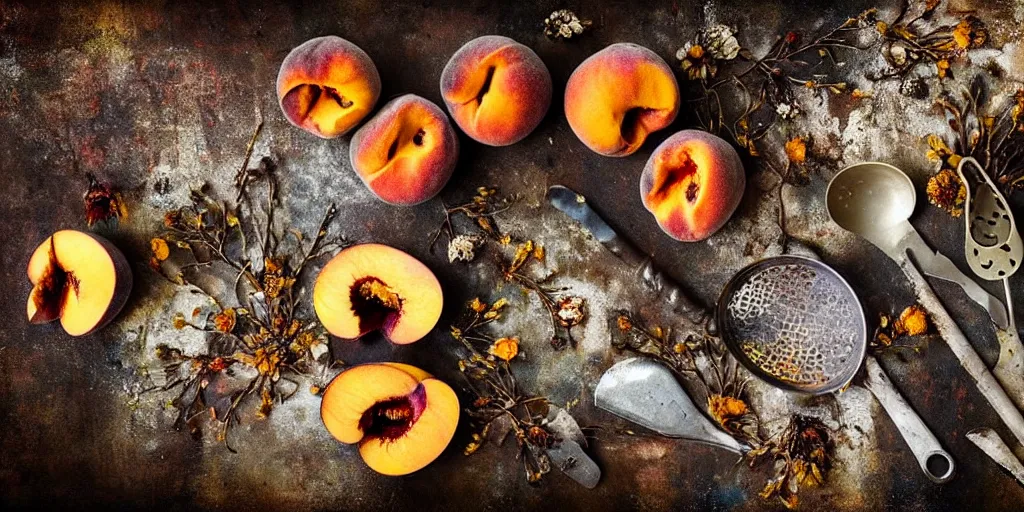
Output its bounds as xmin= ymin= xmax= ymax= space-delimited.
xmin=26 ymin=230 xmax=133 ymax=336
xmin=313 ymin=243 xmax=442 ymax=344
xmin=321 ymin=363 xmax=459 ymax=476
xmin=276 ymin=35 xmax=381 ymax=138
xmin=440 ymin=35 xmax=552 ymax=146
xmin=349 ymin=94 xmax=459 ymax=205
xmin=640 ymin=130 xmax=746 ymax=242
xmin=564 ymin=43 xmax=679 ymax=157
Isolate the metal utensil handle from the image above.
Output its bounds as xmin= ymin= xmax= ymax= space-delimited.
xmin=863 ymin=356 xmax=956 ymax=483
xmin=603 ymin=237 xmax=703 ymax=317
xmin=900 ymin=257 xmax=1024 ymax=448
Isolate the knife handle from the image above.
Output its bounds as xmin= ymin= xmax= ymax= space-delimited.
xmin=604 ymin=237 xmax=703 ymax=317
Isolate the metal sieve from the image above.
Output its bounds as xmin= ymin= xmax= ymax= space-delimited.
xmin=717 ymin=255 xmax=955 ymax=483
xmin=717 ymin=255 xmax=866 ymax=394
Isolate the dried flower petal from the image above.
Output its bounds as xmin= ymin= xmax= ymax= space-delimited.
xmin=785 ymin=137 xmax=807 ymax=165
xmin=926 ymin=169 xmax=966 ymax=217
xmin=708 ymin=394 xmax=749 ymax=428
xmin=489 ymin=337 xmax=519 ymax=361
xmin=172 ymin=312 xmax=187 ymax=330
xmin=556 ymin=296 xmax=586 ymax=327
xmin=894 ymin=305 xmax=929 ymax=336
xmin=448 ymin=234 xmax=483 ymax=263
xmin=616 ymin=315 xmax=633 ymax=332
xmin=213 ymin=308 xmax=236 ymax=333
xmin=151 ymin=238 xmax=170 ymax=261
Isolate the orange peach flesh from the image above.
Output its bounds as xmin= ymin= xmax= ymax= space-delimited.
xmin=349 ymin=95 xmax=458 ymax=205
xmin=276 ymin=36 xmax=381 ymax=138
xmin=440 ymin=36 xmax=551 ymax=146
xmin=320 ymin=363 xmax=460 ymax=476
xmin=640 ymin=130 xmax=746 ymax=241
xmin=359 ymin=378 xmax=459 ymax=476
xmin=313 ymin=244 xmax=443 ymax=344
xmin=26 ymin=230 xmax=132 ymax=336
xmin=564 ymin=43 xmax=679 ymax=157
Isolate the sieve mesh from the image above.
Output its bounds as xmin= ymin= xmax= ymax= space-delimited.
xmin=718 ymin=256 xmax=866 ymax=394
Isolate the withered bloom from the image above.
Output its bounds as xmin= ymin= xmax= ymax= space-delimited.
xmin=84 ymin=173 xmax=126 ymax=226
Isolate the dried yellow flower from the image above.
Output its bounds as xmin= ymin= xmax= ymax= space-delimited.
xmin=213 ymin=308 xmax=236 ymax=333
xmin=469 ymin=297 xmax=487 ymax=313
xmin=172 ymin=312 xmax=187 ymax=330
xmin=151 ymin=238 xmax=170 ymax=261
xmin=926 ymin=169 xmax=966 ymax=217
xmin=895 ymin=305 xmax=929 ymax=336
xmin=708 ymin=394 xmax=749 ymax=429
xmin=785 ymin=137 xmax=807 ymax=165
xmin=616 ymin=315 xmax=633 ymax=332
xmin=489 ymin=337 xmax=519 ymax=361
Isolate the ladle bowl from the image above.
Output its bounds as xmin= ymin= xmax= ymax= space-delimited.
xmin=826 ymin=161 xmax=917 ymax=252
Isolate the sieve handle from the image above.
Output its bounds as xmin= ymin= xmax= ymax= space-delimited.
xmin=863 ymin=356 xmax=956 ymax=484
xmin=900 ymin=258 xmax=1024 ymax=449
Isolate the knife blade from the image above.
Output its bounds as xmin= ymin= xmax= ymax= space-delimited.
xmin=543 ymin=406 xmax=601 ymax=489
xmin=546 ymin=185 xmax=703 ymax=318
xmin=966 ymin=427 xmax=1024 ymax=487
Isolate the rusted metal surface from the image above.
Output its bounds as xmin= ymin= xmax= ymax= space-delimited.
xmin=3 ymin=0 xmax=1024 ymax=510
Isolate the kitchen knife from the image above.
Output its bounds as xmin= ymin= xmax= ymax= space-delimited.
xmin=546 ymin=185 xmax=703 ymax=318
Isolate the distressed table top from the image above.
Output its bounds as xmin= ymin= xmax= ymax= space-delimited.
xmin=3 ymin=0 xmax=1024 ymax=510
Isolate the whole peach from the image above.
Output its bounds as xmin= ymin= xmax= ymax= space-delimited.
xmin=640 ymin=130 xmax=745 ymax=241
xmin=349 ymin=94 xmax=458 ymax=206
xmin=440 ymin=35 xmax=552 ymax=146
xmin=564 ymin=43 xmax=679 ymax=157
xmin=277 ymin=36 xmax=381 ymax=138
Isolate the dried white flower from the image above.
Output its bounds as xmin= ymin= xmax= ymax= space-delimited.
xmin=702 ymin=24 xmax=740 ymax=60
xmin=556 ymin=296 xmax=586 ymax=327
xmin=776 ymin=103 xmax=800 ymax=120
xmin=448 ymin=234 xmax=483 ymax=263
xmin=544 ymin=9 xmax=591 ymax=40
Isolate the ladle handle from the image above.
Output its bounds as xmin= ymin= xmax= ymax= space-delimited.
xmin=900 ymin=258 xmax=1024 ymax=449
xmin=863 ymin=356 xmax=956 ymax=484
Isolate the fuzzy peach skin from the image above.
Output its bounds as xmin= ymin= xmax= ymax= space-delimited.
xmin=320 ymin=363 xmax=459 ymax=476
xmin=313 ymin=243 xmax=443 ymax=344
xmin=564 ymin=43 xmax=680 ymax=157
xmin=640 ymin=130 xmax=745 ymax=241
xmin=276 ymin=36 xmax=381 ymax=138
xmin=439 ymin=35 xmax=552 ymax=146
xmin=349 ymin=94 xmax=459 ymax=205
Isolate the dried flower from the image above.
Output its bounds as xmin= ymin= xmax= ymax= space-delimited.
xmin=556 ymin=296 xmax=586 ymax=327
xmin=469 ymin=297 xmax=487 ymax=313
xmin=616 ymin=315 xmax=633 ymax=332
xmin=894 ymin=305 xmax=929 ymax=336
xmin=489 ymin=337 xmax=519 ymax=361
xmin=926 ymin=169 xmax=966 ymax=217
xmin=676 ymin=24 xmax=740 ymax=81
xmin=785 ymin=137 xmax=807 ymax=165
xmin=213 ymin=308 xmax=236 ymax=333
xmin=708 ymin=394 xmax=749 ymax=428
xmin=543 ymin=9 xmax=591 ymax=40
xmin=151 ymin=238 xmax=170 ymax=261
xmin=952 ymin=17 xmax=987 ymax=50
xmin=84 ymin=173 xmax=127 ymax=226
xmin=448 ymin=234 xmax=483 ymax=263
xmin=775 ymin=103 xmax=800 ymax=120
xmin=172 ymin=312 xmax=187 ymax=330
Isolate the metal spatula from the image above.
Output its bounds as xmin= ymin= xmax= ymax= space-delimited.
xmin=957 ymin=156 xmax=1024 ymax=410
xmin=594 ymin=357 xmax=746 ymax=453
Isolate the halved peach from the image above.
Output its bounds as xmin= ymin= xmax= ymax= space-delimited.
xmin=640 ymin=130 xmax=746 ymax=241
xmin=313 ymin=243 xmax=442 ymax=344
xmin=26 ymin=230 xmax=133 ymax=336
xmin=349 ymin=94 xmax=459 ymax=205
xmin=440 ymin=35 xmax=552 ymax=146
xmin=564 ymin=43 xmax=679 ymax=157
xmin=321 ymin=363 xmax=459 ymax=476
xmin=276 ymin=36 xmax=382 ymax=138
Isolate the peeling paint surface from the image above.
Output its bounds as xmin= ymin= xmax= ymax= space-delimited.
xmin=3 ymin=0 xmax=1024 ymax=510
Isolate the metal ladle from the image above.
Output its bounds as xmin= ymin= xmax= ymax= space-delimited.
xmin=826 ymin=161 xmax=1024 ymax=449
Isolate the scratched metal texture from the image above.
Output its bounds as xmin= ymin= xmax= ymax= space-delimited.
xmin=2 ymin=0 xmax=1024 ymax=510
